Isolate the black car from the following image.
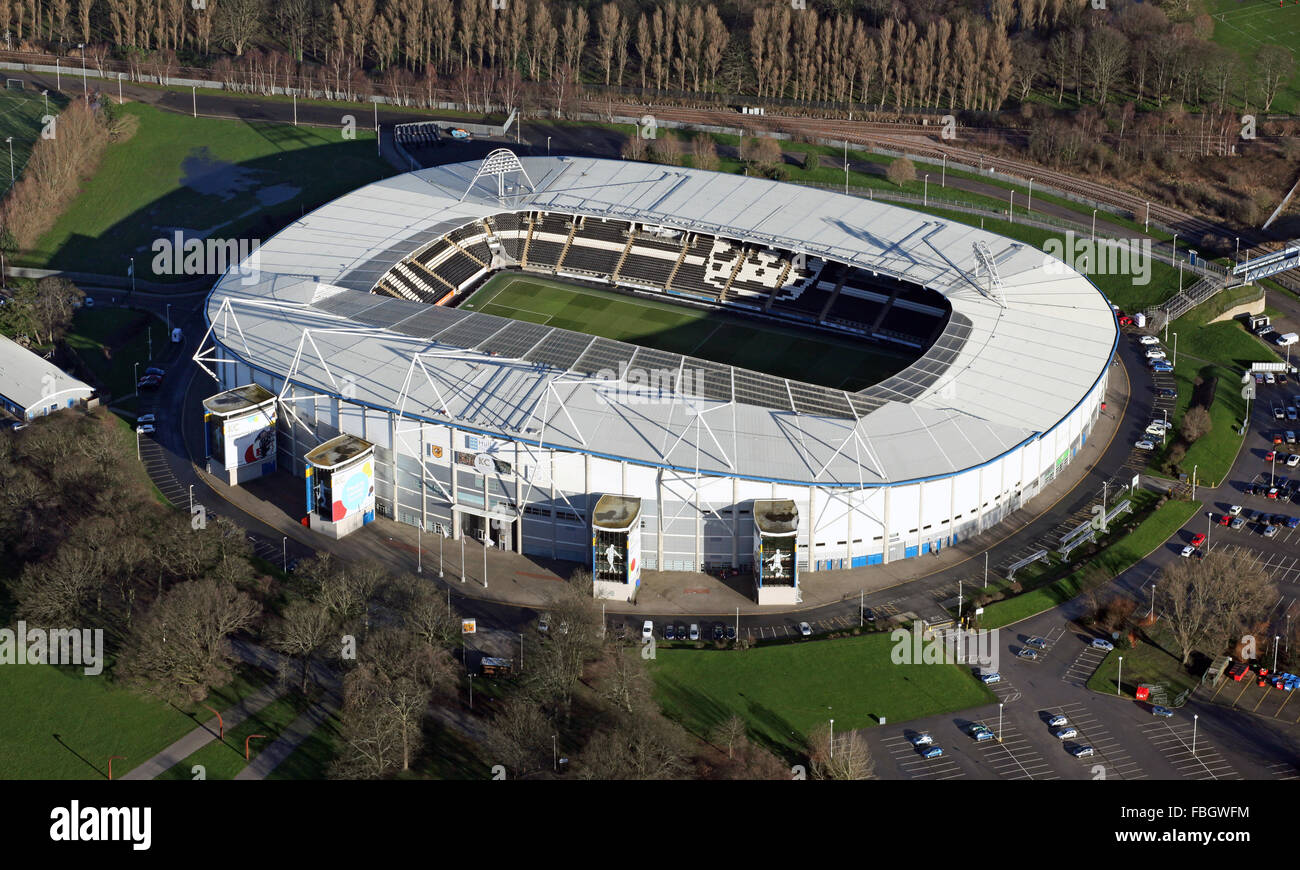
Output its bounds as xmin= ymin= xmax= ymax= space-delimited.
xmin=663 ymin=624 xmax=675 ymax=640
xmin=1158 ymin=388 xmax=1177 ymax=398
xmin=862 ymin=607 xmax=877 ymax=623
xmin=675 ymin=623 xmax=688 ymax=640
xmin=712 ymin=622 xmax=725 ymax=640
xmin=726 ymin=625 xmax=736 ymax=641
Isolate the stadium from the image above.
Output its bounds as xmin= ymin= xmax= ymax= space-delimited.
xmin=196 ymin=150 xmax=1117 ymax=603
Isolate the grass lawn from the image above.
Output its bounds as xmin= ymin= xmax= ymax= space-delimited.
xmin=155 ymin=693 xmax=310 ymax=780
xmin=650 ymin=633 xmax=996 ymax=755
xmin=64 ymin=307 xmax=167 ymax=405
xmin=265 ymin=713 xmax=342 ymax=780
xmin=1086 ymin=625 xmax=1201 ymax=702
xmin=1206 ymin=0 xmax=1300 ymax=114
xmin=0 ymin=663 xmax=268 ymax=779
xmin=20 ymin=102 xmax=391 ymax=279
xmin=0 ymin=86 xmax=71 ymax=195
xmin=981 ymin=497 xmax=1203 ymax=629
xmin=463 ymin=273 xmax=913 ymax=391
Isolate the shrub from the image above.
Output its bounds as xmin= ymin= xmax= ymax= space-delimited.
xmin=886 ymin=156 xmax=916 ymax=187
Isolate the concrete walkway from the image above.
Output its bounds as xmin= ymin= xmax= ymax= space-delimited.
xmin=233 ymin=693 xmax=339 ymax=780
xmin=118 ymin=682 xmax=284 ymax=780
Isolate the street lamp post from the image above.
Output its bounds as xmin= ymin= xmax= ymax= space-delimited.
xmin=941 ymin=152 xmax=947 ymax=187
xmin=118 ymin=74 xmax=123 ymax=105
xmin=1027 ymin=177 xmax=1033 ymax=211
xmin=417 ymin=520 xmax=422 ymax=573
xmin=829 ymin=718 xmax=834 ymax=759
xmin=997 ymin=702 xmax=1004 ymax=743
xmin=1235 ymin=237 xmax=1240 ymax=265
xmin=546 ymin=136 xmax=551 ymax=156
xmin=1171 ymin=232 xmax=1178 ymax=267
xmin=1172 ymin=332 xmax=1177 ymax=367
xmin=5 ymin=137 xmax=12 ymax=183
xmin=460 ymin=533 xmax=465 ymax=583
xmin=552 ymin=734 xmax=558 ymax=771
xmin=1191 ymin=714 xmax=1198 ymax=757
xmin=1149 ymin=582 xmax=1156 ymax=618
xmin=166 ymin=303 xmax=172 ymax=334
xmin=439 ymin=528 xmax=444 ymax=578
xmin=188 ymin=484 xmax=194 ymax=514
xmin=1117 ymin=655 xmax=1123 ymax=696
xmin=282 ymin=536 xmax=287 ymax=572
xmin=78 ymin=44 xmax=86 ymax=98
xmin=1275 ymin=635 xmax=1281 ymax=673
xmin=1091 ymin=208 xmax=1097 ymax=242
xmin=482 ymin=531 xmax=488 ymax=589
xmin=923 ymin=174 xmax=928 ymax=207
xmin=468 ymin=673 xmax=474 ymax=710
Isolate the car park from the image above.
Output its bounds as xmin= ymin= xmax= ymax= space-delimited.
xmin=1092 ymin=639 xmax=1114 ymax=651
xmin=642 ymin=620 xmax=653 ymax=641
xmin=1180 ymin=545 xmax=1194 ymax=558
xmin=1048 ymin=714 xmax=1069 ymax=728
xmin=921 ymin=746 xmax=944 ymax=759
xmin=911 ymin=733 xmax=934 ymax=747
xmin=1071 ymin=745 xmax=1095 ymax=758
xmin=1135 ymin=440 xmax=1156 ymax=450
xmin=1018 ymin=648 xmax=1039 ymax=660
xmin=1151 ymin=706 xmax=1173 ymax=718
xmin=1054 ymin=727 xmax=1079 ymax=740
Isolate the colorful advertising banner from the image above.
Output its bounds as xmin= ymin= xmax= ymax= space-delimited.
xmin=223 ymin=406 xmax=277 ymax=469
xmin=328 ymin=459 xmax=375 ymax=523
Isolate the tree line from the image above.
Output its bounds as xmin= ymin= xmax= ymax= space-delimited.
xmin=10 ymin=1 xmax=1293 ymax=117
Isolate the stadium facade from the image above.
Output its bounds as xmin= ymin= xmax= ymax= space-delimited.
xmin=197 ymin=153 xmax=1116 ymax=594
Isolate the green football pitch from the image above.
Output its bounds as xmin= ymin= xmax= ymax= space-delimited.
xmin=461 ymin=273 xmax=916 ymax=391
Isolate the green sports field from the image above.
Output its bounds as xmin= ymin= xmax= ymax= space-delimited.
xmin=461 ymin=273 xmax=915 ymax=391
xmin=1208 ymin=0 xmax=1300 ymax=113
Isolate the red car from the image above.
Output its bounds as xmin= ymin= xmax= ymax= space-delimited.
xmin=1191 ymin=533 xmax=1206 ymax=547
xmin=1118 ymin=315 xmax=1134 ymax=327
xmin=1218 ymin=514 xmax=1231 ymax=526
xmin=1268 ymin=487 xmax=1280 ymax=499
xmin=1266 ymin=450 xmax=1277 ymax=461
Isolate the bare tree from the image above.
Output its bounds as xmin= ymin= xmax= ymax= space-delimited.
xmin=886 ymin=156 xmax=916 ymax=187
xmin=576 ymin=713 xmax=690 ymax=780
xmin=1157 ymin=549 xmax=1276 ymax=666
xmin=807 ymin=722 xmax=875 ymax=780
xmin=650 ymin=130 xmax=682 ymax=165
xmin=271 ymin=599 xmax=334 ymax=692
xmin=483 ymin=697 xmax=555 ymax=779
xmin=1255 ymin=45 xmax=1295 ymax=112
xmin=1181 ymin=406 xmax=1211 ymax=443
xmin=712 ymin=715 xmax=748 ymax=760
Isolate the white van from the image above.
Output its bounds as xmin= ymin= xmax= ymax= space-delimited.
xmin=1276 ymin=333 xmax=1299 ymax=347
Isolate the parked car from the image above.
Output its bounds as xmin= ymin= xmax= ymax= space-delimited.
xmin=725 ymin=625 xmax=736 ymax=641
xmin=538 ymin=615 xmax=550 ymax=634
xmin=1151 ymin=706 xmax=1173 ymax=718
xmin=641 ymin=620 xmax=653 ymax=642
xmin=1288 ymin=454 xmax=1299 ymax=467
xmin=1266 ymin=451 xmax=1278 ymax=462
xmin=136 ymin=413 xmax=156 ymax=425
xmin=712 ymin=623 xmax=725 ymax=640
xmin=135 ymin=423 xmax=155 ymax=435
xmin=921 ymin=746 xmax=944 ymax=759
xmin=1286 ymin=517 xmax=1299 ymax=529
xmin=1218 ymin=514 xmax=1231 ymax=526
xmin=862 ymin=607 xmax=877 ymax=623
xmin=1268 ymin=372 xmax=1278 ymax=384
xmin=1275 ymin=406 xmax=1286 ymax=421
xmin=798 ymin=621 xmax=813 ymax=637
xmin=1282 ymin=374 xmax=1291 ymax=385
xmin=970 ymin=727 xmax=995 ymax=742
xmin=1288 ymin=431 xmax=1297 ymax=443
xmin=663 ymin=624 xmax=675 ymax=640
xmin=144 ymin=367 xmax=166 ymax=378
xmin=1157 ymin=388 xmax=1177 ymax=398
xmin=1025 ymin=637 xmax=1048 ymax=649
xmin=1255 ymin=372 xmax=1266 ymax=384
xmin=1091 ymin=639 xmax=1114 ymax=651
xmin=1071 ymin=745 xmax=1095 ymax=758
xmin=1229 ymin=504 xmax=1243 ymax=516
xmin=978 ymin=671 xmax=1002 ymax=684
xmin=675 ymin=623 xmax=687 ymax=640
xmin=1048 ymin=714 xmax=1069 ymax=728
xmin=1145 ymin=349 xmax=1166 ymax=359
xmin=1144 ymin=423 xmax=1167 ymax=438
xmin=910 ymin=732 xmax=934 ymax=747
xmin=688 ymin=623 xmax=700 ymax=641
xmin=1054 ymin=727 xmax=1079 ymax=740
xmin=1268 ymin=488 xmax=1280 ymax=500
xmin=1180 ymin=545 xmax=1195 ymax=558
xmin=1138 ymin=335 xmax=1159 ymax=345
xmin=1265 ymin=525 xmax=1279 ymax=538
xmin=1018 ymin=648 xmax=1040 ymax=660
xmin=136 ymin=375 xmax=162 ymax=390
xmin=1151 ymin=361 xmax=1174 ymax=373
xmin=1190 ymin=533 xmax=1206 ymax=547
xmin=1135 ymin=440 xmax=1156 ymax=451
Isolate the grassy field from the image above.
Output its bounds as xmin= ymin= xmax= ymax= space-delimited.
xmin=650 ymin=633 xmax=996 ymax=755
xmin=0 ymin=663 xmax=268 ymax=779
xmin=463 ymin=273 xmax=913 ymax=391
xmin=1207 ymin=0 xmax=1300 ymax=114
xmin=1086 ymin=626 xmax=1201 ymax=702
xmin=19 ymin=102 xmax=391 ymax=279
xmin=0 ymin=85 xmax=70 ymax=195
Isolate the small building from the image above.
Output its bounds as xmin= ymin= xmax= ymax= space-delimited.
xmin=202 ymin=383 xmax=278 ymax=486
xmin=0 ymin=333 xmax=95 ymax=421
xmin=753 ymin=499 xmax=799 ymax=605
xmin=591 ymin=494 xmax=641 ymax=602
xmin=304 ymin=433 xmax=376 ymax=539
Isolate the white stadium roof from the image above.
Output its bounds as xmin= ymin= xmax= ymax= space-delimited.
xmin=204 ymin=155 xmax=1116 ymax=487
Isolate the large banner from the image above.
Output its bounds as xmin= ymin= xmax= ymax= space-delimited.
xmin=223 ymin=406 xmax=277 ymax=469
xmin=329 ymin=459 xmax=375 ymax=523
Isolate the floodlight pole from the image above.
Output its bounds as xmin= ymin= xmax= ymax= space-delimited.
xmin=417 ymin=520 xmax=422 ymax=573
xmin=460 ymin=533 xmax=465 ymax=583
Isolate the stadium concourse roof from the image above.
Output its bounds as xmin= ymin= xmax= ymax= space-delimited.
xmin=203 ymin=155 xmax=1116 ymax=487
